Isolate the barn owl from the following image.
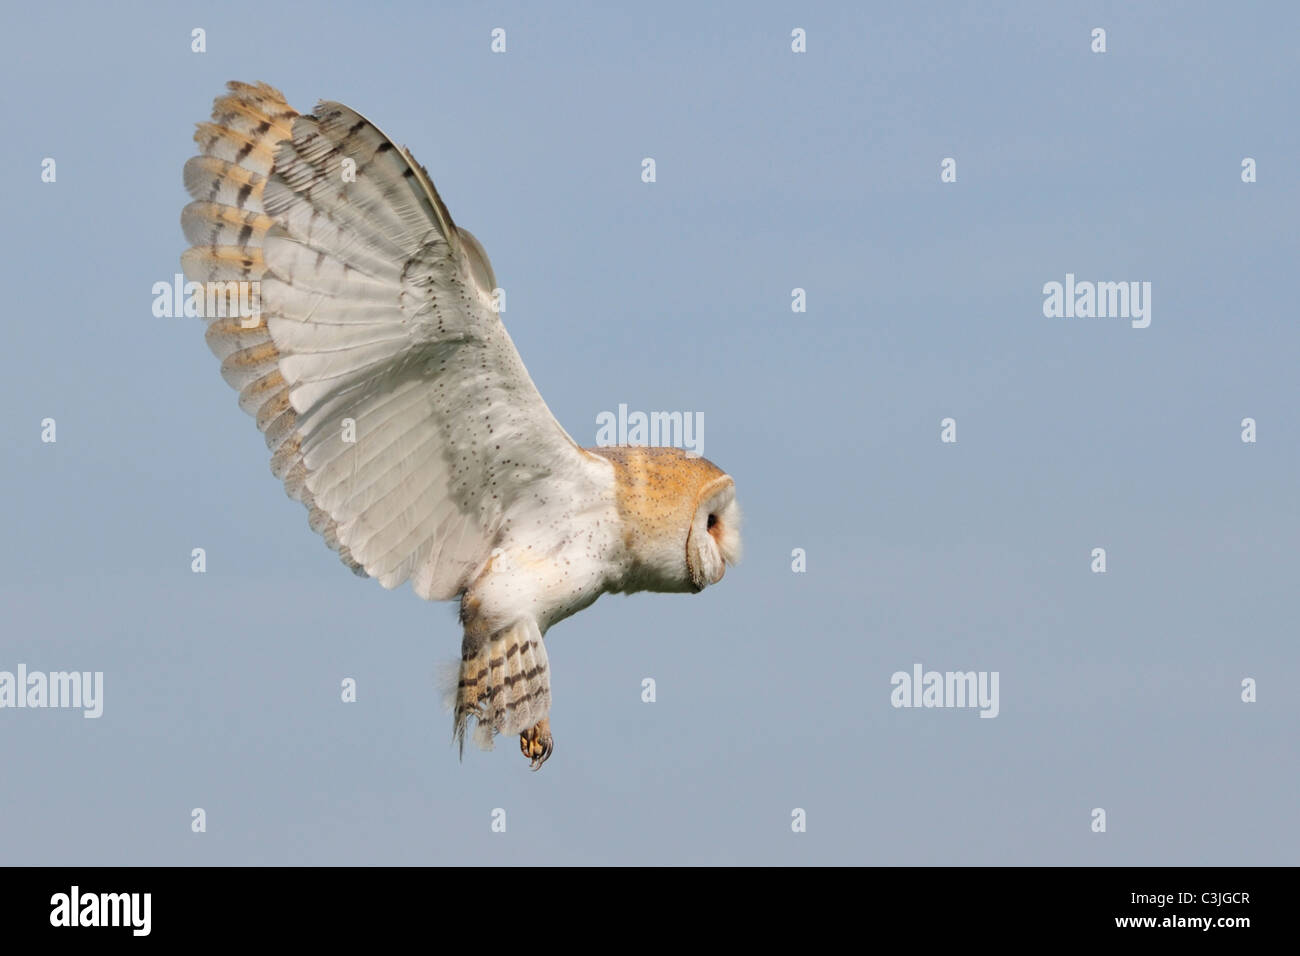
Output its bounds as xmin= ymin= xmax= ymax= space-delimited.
xmin=179 ymin=82 xmax=741 ymax=769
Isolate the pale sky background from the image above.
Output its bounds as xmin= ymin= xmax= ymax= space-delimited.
xmin=2 ymin=1 xmax=1297 ymax=865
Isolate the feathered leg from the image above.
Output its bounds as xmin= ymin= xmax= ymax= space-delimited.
xmin=455 ymin=612 xmax=553 ymax=770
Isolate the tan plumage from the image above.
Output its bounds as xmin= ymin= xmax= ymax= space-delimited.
xmin=181 ymin=82 xmax=365 ymax=574
xmin=181 ymin=81 xmax=742 ymax=769
xmin=592 ymin=447 xmax=742 ymax=592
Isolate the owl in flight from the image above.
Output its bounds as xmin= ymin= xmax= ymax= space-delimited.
xmin=180 ymin=82 xmax=741 ymax=769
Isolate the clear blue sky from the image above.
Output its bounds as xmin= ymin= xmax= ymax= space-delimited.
xmin=2 ymin=0 xmax=1296 ymax=864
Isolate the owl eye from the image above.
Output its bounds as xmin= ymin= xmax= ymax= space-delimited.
xmin=707 ymin=513 xmax=718 ymax=530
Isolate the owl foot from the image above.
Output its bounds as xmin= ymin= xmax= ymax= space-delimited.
xmin=520 ymin=718 xmax=553 ymax=771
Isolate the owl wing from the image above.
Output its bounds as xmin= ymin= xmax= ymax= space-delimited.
xmin=181 ymin=82 xmax=611 ymax=599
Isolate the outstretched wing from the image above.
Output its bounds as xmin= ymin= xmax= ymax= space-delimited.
xmin=181 ymin=81 xmax=611 ymax=599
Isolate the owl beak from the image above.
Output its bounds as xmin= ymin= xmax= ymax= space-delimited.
xmin=689 ymin=553 xmax=724 ymax=591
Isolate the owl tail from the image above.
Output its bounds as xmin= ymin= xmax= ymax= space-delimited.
xmin=453 ymin=619 xmax=552 ymax=755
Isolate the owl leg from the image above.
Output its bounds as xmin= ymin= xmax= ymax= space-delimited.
xmin=519 ymin=718 xmax=553 ymax=770
xmin=454 ymin=616 xmax=553 ymax=767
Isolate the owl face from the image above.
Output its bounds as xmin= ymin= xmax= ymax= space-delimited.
xmin=686 ymin=475 xmax=742 ymax=591
xmin=590 ymin=446 xmax=742 ymax=595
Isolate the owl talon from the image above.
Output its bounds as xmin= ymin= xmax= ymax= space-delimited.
xmin=520 ymin=719 xmax=553 ymax=770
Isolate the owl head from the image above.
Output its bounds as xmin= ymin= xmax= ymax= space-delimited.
xmin=589 ymin=446 xmax=742 ymax=594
